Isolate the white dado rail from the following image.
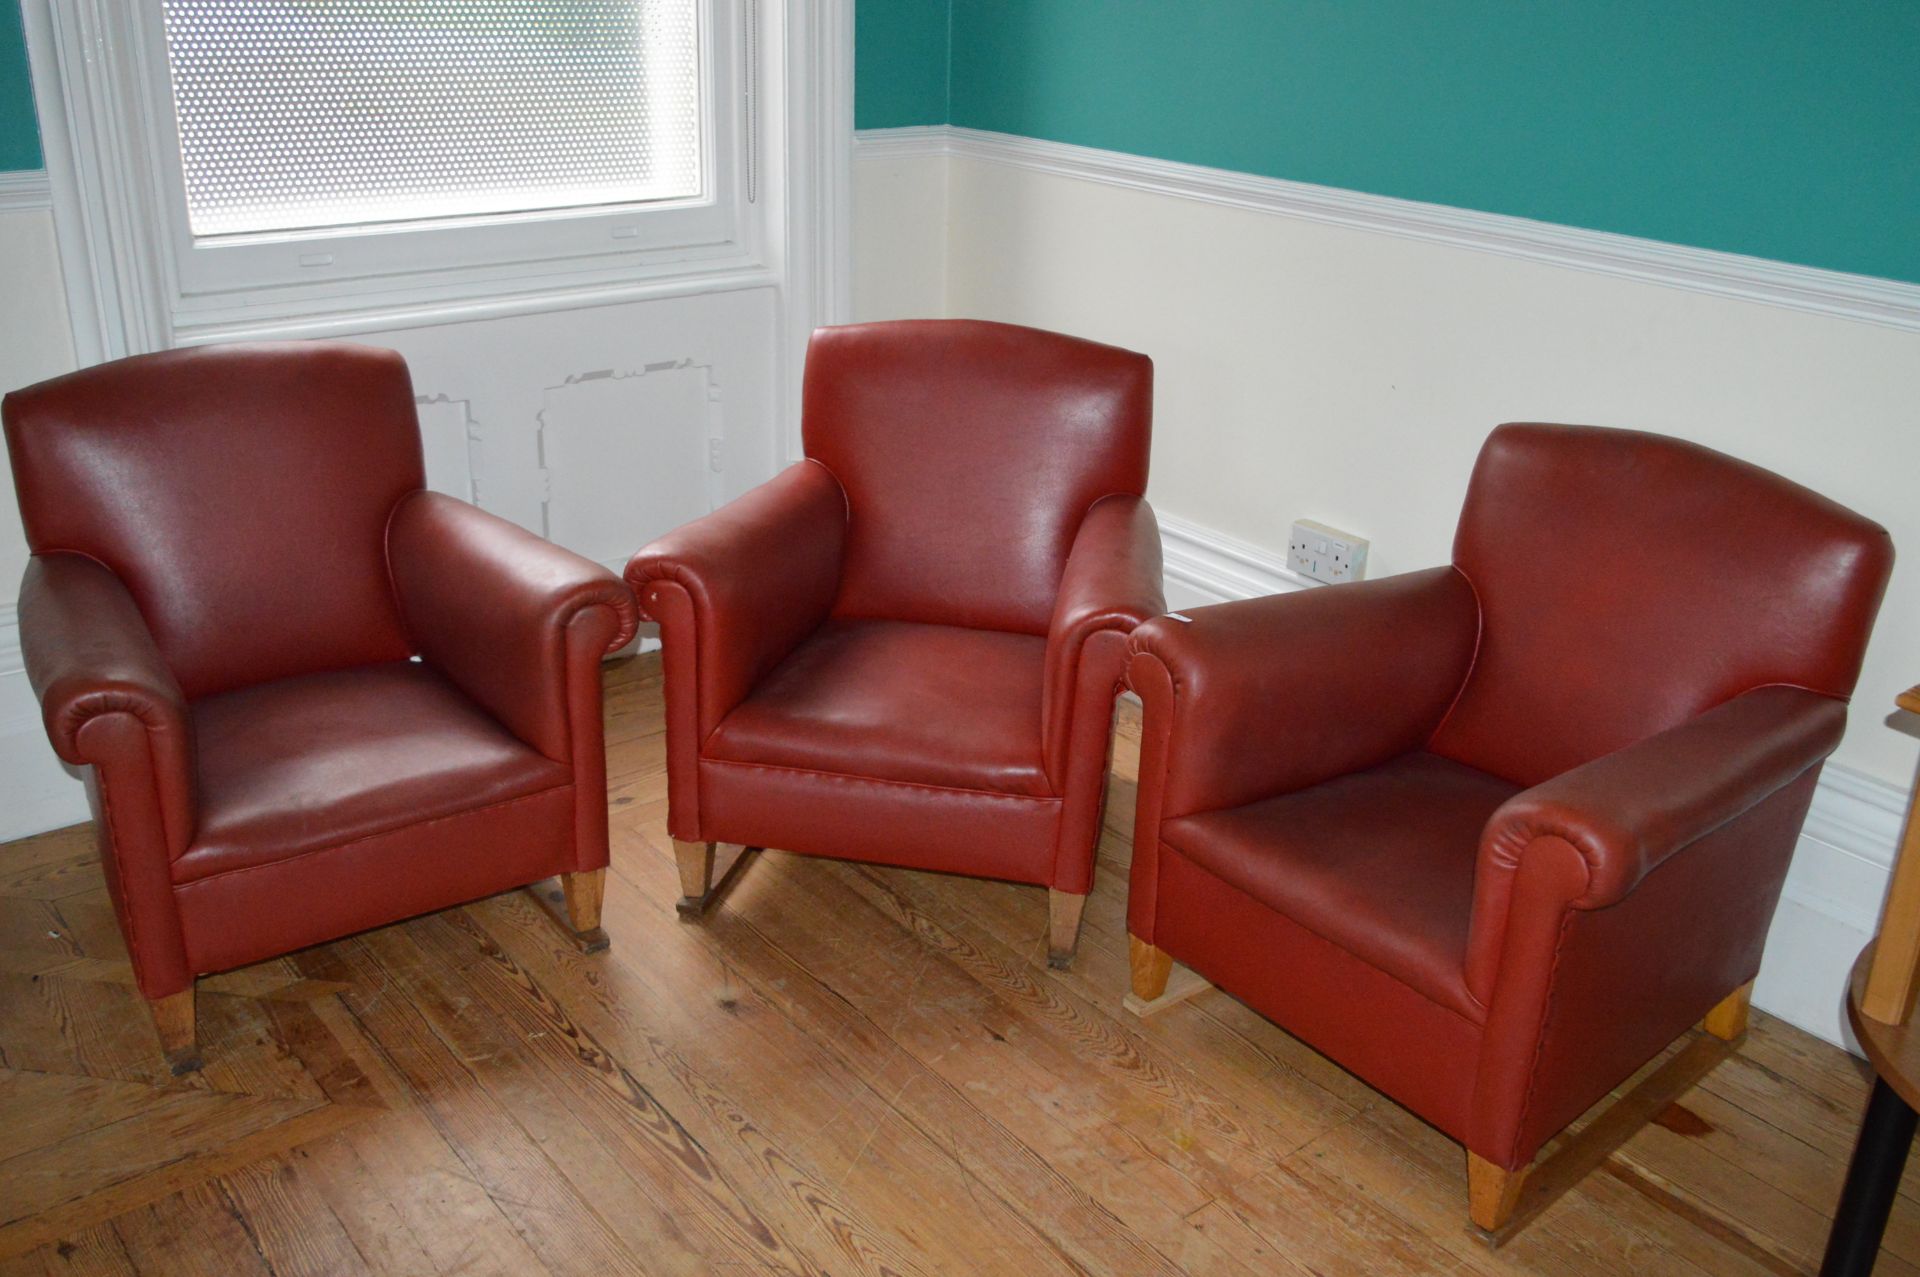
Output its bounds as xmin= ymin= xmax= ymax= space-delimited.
xmin=856 ymin=126 xmax=1920 ymax=335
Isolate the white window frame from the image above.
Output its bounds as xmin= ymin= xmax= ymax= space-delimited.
xmin=145 ymin=0 xmax=742 ymax=303
xmin=22 ymin=0 xmax=849 ymax=360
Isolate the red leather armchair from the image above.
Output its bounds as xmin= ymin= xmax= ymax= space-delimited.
xmin=627 ymin=320 xmax=1161 ymax=964
xmin=1124 ymin=424 xmax=1893 ymax=1230
xmin=4 ymin=342 xmax=636 ymax=1073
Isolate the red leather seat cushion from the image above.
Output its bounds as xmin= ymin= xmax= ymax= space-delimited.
xmin=704 ymin=618 xmax=1050 ymax=797
xmin=1160 ymin=751 xmax=1519 ymax=1020
xmin=175 ymin=661 xmax=572 ymax=883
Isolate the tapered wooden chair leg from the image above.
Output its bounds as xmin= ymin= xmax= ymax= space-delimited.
xmin=674 ymin=838 xmax=715 ymax=915
xmin=559 ymin=869 xmax=611 ymax=953
xmin=151 ymin=987 xmax=201 ymax=1076
xmin=1701 ymin=980 xmax=1754 ymax=1041
xmin=1468 ymin=1151 xmax=1527 ymax=1232
xmin=1047 ymin=889 xmax=1088 ymax=969
xmin=1129 ymin=935 xmax=1172 ymax=1001
xmin=673 ymin=838 xmax=756 ymax=918
xmin=1123 ymin=935 xmax=1213 ymax=1017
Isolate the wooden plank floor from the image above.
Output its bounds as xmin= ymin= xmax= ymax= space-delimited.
xmin=0 ymin=652 xmax=1911 ymax=1275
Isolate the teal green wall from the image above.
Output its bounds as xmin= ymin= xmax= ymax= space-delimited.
xmin=0 ymin=1 xmax=39 ymax=171
xmin=864 ymin=0 xmax=1920 ymax=286
xmin=856 ymin=1 xmax=951 ymax=129
xmin=4 ymin=2 xmax=1910 ymax=281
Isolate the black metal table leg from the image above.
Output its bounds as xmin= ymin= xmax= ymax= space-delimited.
xmin=1823 ymin=1076 xmax=1919 ymax=1276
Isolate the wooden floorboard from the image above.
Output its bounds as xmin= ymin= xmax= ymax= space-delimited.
xmin=0 ymin=652 xmax=1906 ymax=1274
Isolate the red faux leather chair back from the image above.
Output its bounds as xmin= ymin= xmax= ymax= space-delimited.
xmin=2 ymin=343 xmax=424 ymax=699
xmin=1430 ymin=423 xmax=1893 ymax=787
xmin=802 ymin=320 xmax=1152 ymax=633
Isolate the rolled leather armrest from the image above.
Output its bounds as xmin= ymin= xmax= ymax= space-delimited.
xmin=1041 ymin=494 xmax=1165 ymax=787
xmin=387 ymin=491 xmax=638 ymax=762
xmin=19 ymin=552 xmax=195 ymax=854
xmin=1473 ymin=684 xmax=1847 ymax=918
xmin=1124 ymin=564 xmax=1479 ymax=820
xmin=625 ymin=459 xmax=848 ymax=737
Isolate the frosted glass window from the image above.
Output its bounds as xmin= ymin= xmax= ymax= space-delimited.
xmin=159 ymin=1 xmax=703 ymax=238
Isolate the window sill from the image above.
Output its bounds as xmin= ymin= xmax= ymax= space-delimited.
xmin=166 ymin=255 xmax=780 ymax=345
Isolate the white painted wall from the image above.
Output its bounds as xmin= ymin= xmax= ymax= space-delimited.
xmin=852 ymin=147 xmax=948 ymax=324
xmin=0 ymin=205 xmax=84 ymax=837
xmin=357 ymin=285 xmax=783 ymax=569
xmin=850 ymin=134 xmax=1920 ymax=1048
xmin=0 ymin=207 xmax=79 ymax=593
xmin=852 ymin=148 xmax=948 ymax=321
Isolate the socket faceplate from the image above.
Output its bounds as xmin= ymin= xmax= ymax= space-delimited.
xmin=1288 ymin=519 xmax=1369 ymax=584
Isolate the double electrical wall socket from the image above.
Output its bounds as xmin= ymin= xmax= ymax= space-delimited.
xmin=1288 ymin=519 xmax=1369 ymax=585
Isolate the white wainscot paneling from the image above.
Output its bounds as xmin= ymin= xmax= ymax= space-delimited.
xmin=415 ymin=397 xmax=478 ymax=503
xmin=361 ymin=288 xmax=782 ymax=659
xmin=539 ymin=361 xmax=722 ymax=573
xmin=371 ymin=284 xmax=781 ymax=541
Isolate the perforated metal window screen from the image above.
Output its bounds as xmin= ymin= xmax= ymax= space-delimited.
xmin=159 ymin=1 xmax=703 ymax=238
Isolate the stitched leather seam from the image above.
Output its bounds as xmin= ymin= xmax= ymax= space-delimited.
xmin=92 ymin=763 xmax=150 ymax=981
xmin=1424 ymin=564 xmax=1483 ymax=749
xmin=1047 ymin=494 xmax=1155 ymax=730
xmin=35 ymin=546 xmax=127 ymax=582
xmin=1059 ymin=618 xmax=1128 ymax=768
xmin=795 ymin=457 xmax=852 ymax=625
xmin=1506 ymin=906 xmax=1577 ymax=1166
xmin=1745 ymin=678 xmax=1852 ymax=705
xmin=30 ymin=553 xmax=189 ymax=729
xmin=560 ymin=611 xmax=595 ymax=773
xmin=701 ymin=756 xmax=1059 ymax=803
xmin=1158 ymin=830 xmax=1485 ymax=1030
xmin=636 ymin=580 xmax=707 ymax=833
xmin=1046 ymin=563 xmax=1146 ymax=788
xmin=1126 ymin=649 xmax=1173 ymax=941
xmin=172 ymin=781 xmax=575 ymax=888
xmin=636 ymin=482 xmax=844 ymax=741
xmin=1055 ymin=489 xmax=1133 ymax=613
xmin=1046 ymin=633 xmax=1132 ymax=882
xmin=54 ymin=695 xmax=183 ymax=759
xmin=533 ymin=605 xmax=577 ymax=767
xmin=547 ymin=585 xmax=641 ymax=656
xmin=800 ymin=456 xmax=854 ymax=524
xmin=1486 ymin=684 xmax=1840 ymax=909
xmin=380 ymin=491 xmax=418 ymax=655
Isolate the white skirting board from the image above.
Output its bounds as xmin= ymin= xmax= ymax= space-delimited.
xmin=856 ymin=126 xmax=1920 ymax=335
xmin=1157 ymin=509 xmax=1903 ymax=1054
